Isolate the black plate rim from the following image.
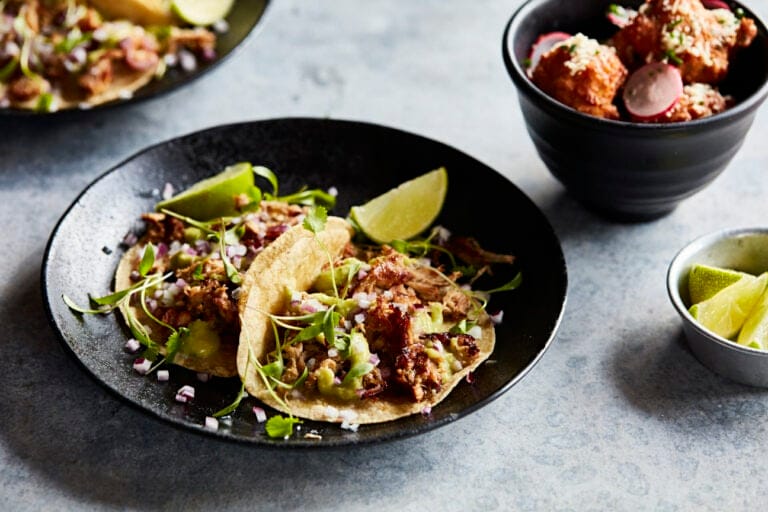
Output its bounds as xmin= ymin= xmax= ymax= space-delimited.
xmin=41 ymin=117 xmax=568 ymax=447
xmin=1 ymin=0 xmax=271 ymax=118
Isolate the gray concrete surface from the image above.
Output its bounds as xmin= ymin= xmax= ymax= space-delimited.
xmin=2 ymin=0 xmax=768 ymax=509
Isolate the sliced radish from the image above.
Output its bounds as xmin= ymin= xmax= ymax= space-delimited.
xmin=606 ymin=4 xmax=638 ymax=28
xmin=527 ymin=31 xmax=571 ymax=73
xmin=623 ymin=62 xmax=684 ymax=120
xmin=702 ymin=0 xmax=730 ymax=10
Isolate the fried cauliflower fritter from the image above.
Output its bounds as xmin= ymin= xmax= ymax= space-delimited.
xmin=612 ymin=0 xmax=757 ymax=84
xmin=531 ymin=33 xmax=628 ymax=119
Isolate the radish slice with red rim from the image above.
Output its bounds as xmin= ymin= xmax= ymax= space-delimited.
xmin=527 ymin=31 xmax=571 ymax=74
xmin=606 ymin=4 xmax=638 ymax=28
xmin=623 ymin=62 xmax=684 ymax=120
xmin=702 ymin=0 xmax=730 ymax=10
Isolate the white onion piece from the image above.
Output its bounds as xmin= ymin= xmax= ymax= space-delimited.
xmin=204 ymin=416 xmax=219 ymax=431
xmin=623 ymin=62 xmax=683 ymax=120
xmin=157 ymin=370 xmax=169 ymax=382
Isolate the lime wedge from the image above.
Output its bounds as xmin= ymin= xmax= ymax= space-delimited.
xmin=737 ymin=287 xmax=768 ymax=350
xmin=689 ymin=273 xmax=768 ymax=339
xmin=350 ymin=167 xmax=448 ymax=243
xmin=155 ymin=162 xmax=254 ymax=221
xmin=688 ymin=264 xmax=746 ymax=304
xmin=172 ymin=0 xmax=234 ymax=26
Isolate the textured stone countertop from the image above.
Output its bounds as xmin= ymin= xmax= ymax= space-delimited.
xmin=2 ymin=0 xmax=768 ymax=509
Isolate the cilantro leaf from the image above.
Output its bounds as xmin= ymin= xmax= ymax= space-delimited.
xmin=192 ymin=264 xmax=204 ymax=281
xmin=303 ymin=205 xmax=327 ymax=235
xmin=164 ymin=326 xmax=188 ymax=364
xmin=265 ymin=415 xmax=302 ymax=438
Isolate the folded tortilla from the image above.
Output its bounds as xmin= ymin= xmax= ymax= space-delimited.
xmin=114 ymin=216 xmax=353 ymax=378
xmin=237 ymin=232 xmax=495 ymax=425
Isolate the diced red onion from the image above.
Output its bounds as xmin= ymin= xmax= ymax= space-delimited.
xmin=133 ymin=357 xmax=151 ymax=374
xmin=369 ymin=353 xmax=380 ymax=366
xmin=231 ymin=287 xmax=242 ymax=300
xmin=156 ymin=242 xmax=169 ymax=258
xmin=162 ymin=182 xmax=174 ymax=200
xmin=204 ymin=416 xmax=219 ymax=431
xmin=421 ymin=406 xmax=432 ymax=416
xmin=177 ymin=385 xmax=195 ymax=400
xmin=123 ymin=232 xmax=138 ymax=246
xmin=490 ymin=310 xmax=504 ymax=325
xmin=328 ymin=186 xmax=338 ymax=197
xmin=432 ymin=340 xmax=444 ymax=352
xmin=178 ymin=49 xmax=197 ymax=71
xmin=382 ymin=290 xmax=393 ymax=300
xmin=163 ymin=52 xmax=178 ymax=66
xmin=92 ymin=27 xmax=107 ymax=41
xmin=357 ymin=269 xmax=368 ymax=280
xmin=212 ymin=19 xmax=230 ymax=33
xmin=175 ymin=278 xmax=188 ymax=288
xmin=465 ymin=372 xmax=475 ymax=384
xmin=354 ymin=313 xmax=366 ymax=325
xmin=196 ymin=372 xmax=210 ymax=382
xmin=253 ymin=406 xmax=267 ymax=423
xmin=201 ymin=47 xmax=217 ymax=61
xmin=124 ymin=338 xmax=141 ymax=353
xmin=333 ymin=376 xmax=342 ymax=385
xmin=157 ymin=369 xmax=169 ymax=382
xmin=328 ymin=348 xmax=339 ymax=358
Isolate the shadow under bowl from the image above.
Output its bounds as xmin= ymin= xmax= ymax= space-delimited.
xmin=502 ymin=0 xmax=768 ymax=221
xmin=667 ymin=228 xmax=768 ymax=387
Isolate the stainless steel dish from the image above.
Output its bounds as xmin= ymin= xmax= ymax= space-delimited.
xmin=668 ymin=228 xmax=768 ymax=387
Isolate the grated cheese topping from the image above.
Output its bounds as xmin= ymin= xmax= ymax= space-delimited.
xmin=554 ymin=33 xmax=614 ymax=75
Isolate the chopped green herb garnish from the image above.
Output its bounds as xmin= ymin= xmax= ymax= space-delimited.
xmin=303 ymin=205 xmax=327 ymax=235
xmin=138 ymin=244 xmax=155 ymax=277
xmin=265 ymin=415 xmax=302 ymax=438
xmin=665 ymin=49 xmax=683 ymax=65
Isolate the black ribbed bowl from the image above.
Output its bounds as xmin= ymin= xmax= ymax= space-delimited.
xmin=502 ymin=0 xmax=768 ymax=221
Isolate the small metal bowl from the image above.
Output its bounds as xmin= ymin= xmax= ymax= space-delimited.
xmin=667 ymin=228 xmax=768 ymax=387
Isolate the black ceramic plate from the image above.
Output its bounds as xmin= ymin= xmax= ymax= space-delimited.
xmin=42 ymin=118 xmax=567 ymax=447
xmin=3 ymin=0 xmax=269 ymax=116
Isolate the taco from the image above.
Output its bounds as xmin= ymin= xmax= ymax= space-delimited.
xmin=110 ymin=165 xmax=346 ymax=378
xmin=238 ymin=238 xmax=496 ymax=425
xmin=0 ymin=0 xmax=218 ymax=112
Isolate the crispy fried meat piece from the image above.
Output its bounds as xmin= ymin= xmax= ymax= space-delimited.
xmin=141 ymin=212 xmax=186 ymax=244
xmin=612 ymin=0 xmax=757 ymax=83
xmin=532 ymin=34 xmax=628 ymax=119
xmin=394 ymin=344 xmax=442 ymax=401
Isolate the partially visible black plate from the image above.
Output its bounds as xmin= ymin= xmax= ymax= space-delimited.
xmin=3 ymin=0 xmax=269 ymax=116
xmin=42 ymin=118 xmax=567 ymax=447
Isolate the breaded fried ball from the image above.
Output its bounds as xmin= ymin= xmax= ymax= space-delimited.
xmin=612 ymin=0 xmax=757 ymax=84
xmin=531 ymin=33 xmax=628 ymax=119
